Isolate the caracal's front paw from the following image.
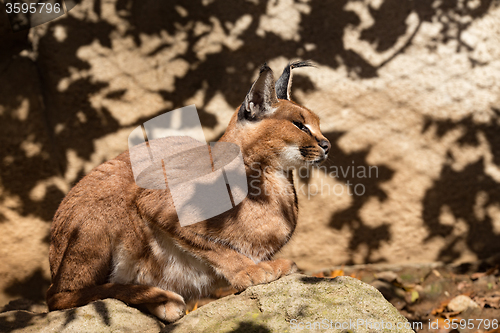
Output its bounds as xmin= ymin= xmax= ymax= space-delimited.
xmin=231 ymin=259 xmax=298 ymax=291
xmin=269 ymin=258 xmax=298 ymax=277
xmin=145 ymin=291 xmax=186 ymax=322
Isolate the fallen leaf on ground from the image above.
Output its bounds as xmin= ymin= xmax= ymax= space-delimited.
xmin=186 ymin=301 xmax=198 ymax=314
xmin=474 ymin=293 xmax=500 ymax=309
xmin=442 ymin=312 xmax=461 ymax=320
xmin=330 ymin=265 xmax=345 ymax=278
xmin=410 ymin=290 xmax=419 ymax=303
xmin=431 ymin=300 xmax=450 ymax=315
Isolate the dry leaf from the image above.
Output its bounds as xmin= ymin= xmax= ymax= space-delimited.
xmin=442 ymin=311 xmax=461 ymax=320
xmin=330 ymin=265 xmax=345 ymax=278
xmin=432 ymin=269 xmax=442 ymax=278
xmin=431 ymin=300 xmax=450 ymax=315
xmin=435 ymin=317 xmax=449 ymax=329
xmin=410 ymin=290 xmax=419 ymax=303
xmin=186 ymin=301 xmax=199 ymax=314
xmin=312 ymin=272 xmax=325 ymax=278
xmin=474 ymin=293 xmax=500 ymax=309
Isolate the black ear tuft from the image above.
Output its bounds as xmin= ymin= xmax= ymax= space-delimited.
xmin=238 ymin=64 xmax=278 ymax=122
xmin=259 ymin=63 xmax=271 ymax=74
xmin=275 ymin=60 xmax=315 ymax=100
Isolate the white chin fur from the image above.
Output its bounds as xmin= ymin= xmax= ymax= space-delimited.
xmin=280 ymin=145 xmax=304 ymax=169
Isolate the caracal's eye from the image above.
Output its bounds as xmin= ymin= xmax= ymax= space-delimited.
xmin=292 ymin=121 xmax=311 ymax=135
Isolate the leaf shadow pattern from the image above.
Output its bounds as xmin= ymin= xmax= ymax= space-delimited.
xmin=0 ymin=55 xmax=67 ymax=223
xmin=299 ymin=276 xmax=327 ymax=284
xmin=0 ymin=211 xmax=6 ymax=223
xmin=228 ymin=322 xmax=272 ymax=333
xmin=60 ymin=301 xmax=111 ymax=328
xmin=62 ymin=308 xmax=77 ymax=328
xmin=92 ymin=301 xmax=111 ymax=326
xmin=0 ymin=311 xmax=47 ymax=333
xmin=0 ymin=269 xmax=50 ymax=332
xmin=310 ymin=131 xmax=396 ymax=264
xmin=3 ymin=268 xmax=51 ymax=302
xmin=163 ymin=320 xmax=271 ymax=333
xmin=422 ymin=111 xmax=500 ymax=262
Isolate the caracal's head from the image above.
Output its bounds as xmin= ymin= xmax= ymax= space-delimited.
xmin=222 ymin=61 xmax=330 ymax=171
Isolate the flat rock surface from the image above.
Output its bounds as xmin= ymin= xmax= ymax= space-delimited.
xmin=163 ymin=274 xmax=413 ymax=333
xmin=0 ymin=274 xmax=412 ymax=333
xmin=0 ymin=298 xmax=165 ymax=333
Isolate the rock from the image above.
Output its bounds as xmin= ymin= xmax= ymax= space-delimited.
xmin=375 ymin=270 xmax=399 ymax=283
xmin=0 ymin=298 xmax=165 ymax=333
xmin=0 ymin=274 xmax=413 ymax=333
xmin=1 ymin=298 xmax=48 ymax=314
xmin=447 ymin=295 xmax=479 ymax=313
xmin=163 ymin=274 xmax=414 ymax=333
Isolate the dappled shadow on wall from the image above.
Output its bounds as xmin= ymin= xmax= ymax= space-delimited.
xmin=297 ymin=131 xmax=395 ymax=265
xmin=422 ymin=112 xmax=500 ymax=262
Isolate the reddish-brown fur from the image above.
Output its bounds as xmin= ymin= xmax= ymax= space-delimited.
xmin=47 ymin=64 xmax=330 ymax=322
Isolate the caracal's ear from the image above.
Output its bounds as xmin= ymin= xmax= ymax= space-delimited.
xmin=238 ymin=64 xmax=278 ymax=122
xmin=275 ymin=60 xmax=314 ymax=100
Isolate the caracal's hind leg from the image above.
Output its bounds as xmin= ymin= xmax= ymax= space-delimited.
xmin=47 ymin=283 xmax=186 ymax=322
